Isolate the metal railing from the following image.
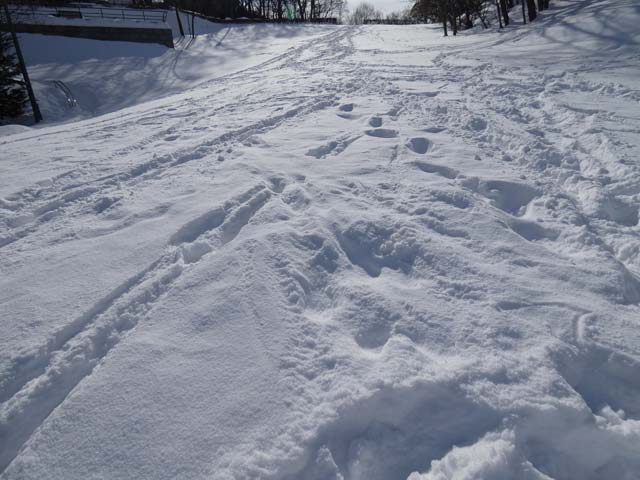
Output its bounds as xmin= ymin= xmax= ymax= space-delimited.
xmin=8 ymin=5 xmax=168 ymax=24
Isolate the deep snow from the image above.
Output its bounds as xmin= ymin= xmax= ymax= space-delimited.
xmin=1 ymin=1 xmax=640 ymax=479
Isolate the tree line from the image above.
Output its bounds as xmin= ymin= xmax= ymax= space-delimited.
xmin=0 ymin=6 xmax=28 ymax=122
xmin=171 ymin=0 xmax=347 ymax=21
xmin=411 ymin=0 xmax=551 ymax=35
xmin=347 ymin=0 xmax=552 ymax=27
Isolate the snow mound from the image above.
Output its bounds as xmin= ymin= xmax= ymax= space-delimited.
xmin=16 ymin=21 xmax=336 ymax=125
xmin=0 ymin=124 xmax=32 ymax=136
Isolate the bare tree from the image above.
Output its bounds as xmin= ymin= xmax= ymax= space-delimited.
xmin=499 ymin=0 xmax=509 ymax=25
xmin=350 ymin=2 xmax=382 ymax=24
xmin=526 ymin=0 xmax=537 ymax=21
xmin=411 ymin=0 xmax=548 ymax=34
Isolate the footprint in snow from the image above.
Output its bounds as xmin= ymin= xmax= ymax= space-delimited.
xmin=365 ymin=128 xmax=398 ymax=139
xmin=415 ymin=161 xmax=458 ymax=180
xmin=478 ymin=180 xmax=540 ymax=216
xmin=368 ymin=116 xmax=383 ymax=127
xmin=406 ymin=137 xmax=430 ymax=155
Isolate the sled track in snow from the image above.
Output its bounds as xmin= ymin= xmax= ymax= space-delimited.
xmin=52 ymin=80 xmax=76 ymax=108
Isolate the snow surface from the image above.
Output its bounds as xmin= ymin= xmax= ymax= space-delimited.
xmin=1 ymin=0 xmax=640 ymax=479
xmin=16 ymin=13 xmax=335 ymax=124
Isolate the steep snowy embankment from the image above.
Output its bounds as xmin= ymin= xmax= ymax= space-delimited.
xmin=15 ymin=18 xmax=335 ymax=123
xmin=1 ymin=1 xmax=640 ymax=479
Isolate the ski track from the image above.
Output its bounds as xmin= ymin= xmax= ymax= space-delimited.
xmin=0 ymin=183 xmax=275 ymax=472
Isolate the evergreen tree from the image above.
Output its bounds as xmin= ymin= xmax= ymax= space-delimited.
xmin=0 ymin=30 xmax=27 ymax=120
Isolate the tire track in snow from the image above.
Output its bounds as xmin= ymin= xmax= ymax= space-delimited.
xmin=0 ymin=184 xmax=274 ymax=474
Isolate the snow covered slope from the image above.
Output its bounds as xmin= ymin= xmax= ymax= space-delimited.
xmin=17 ymin=18 xmax=334 ymax=123
xmin=1 ymin=1 xmax=640 ymax=479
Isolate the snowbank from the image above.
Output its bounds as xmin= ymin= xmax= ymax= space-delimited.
xmin=16 ymin=20 xmax=336 ymax=124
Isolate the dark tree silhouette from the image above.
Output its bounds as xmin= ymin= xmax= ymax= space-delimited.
xmin=0 ymin=31 xmax=27 ymax=120
xmin=411 ymin=0 xmax=550 ymax=34
xmin=527 ymin=0 xmax=537 ymax=21
xmin=173 ymin=0 xmax=345 ymax=21
xmin=499 ymin=0 xmax=509 ymax=25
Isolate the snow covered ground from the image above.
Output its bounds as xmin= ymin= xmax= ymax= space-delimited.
xmin=1 ymin=0 xmax=640 ymax=479
xmin=13 ymin=15 xmax=334 ymax=123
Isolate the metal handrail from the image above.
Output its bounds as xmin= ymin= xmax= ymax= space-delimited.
xmin=8 ymin=5 xmax=168 ymax=24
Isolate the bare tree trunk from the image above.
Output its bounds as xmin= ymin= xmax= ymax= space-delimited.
xmin=521 ymin=0 xmax=526 ymax=24
xmin=296 ymin=0 xmax=305 ymax=19
xmin=441 ymin=0 xmax=448 ymax=36
xmin=499 ymin=0 xmax=509 ymax=25
xmin=526 ymin=0 xmax=537 ymax=21
xmin=496 ymin=0 xmax=503 ymax=28
xmin=537 ymin=0 xmax=544 ymax=11
xmin=464 ymin=10 xmax=472 ymax=29
xmin=450 ymin=0 xmax=458 ymax=35
xmin=478 ymin=9 xmax=488 ymax=28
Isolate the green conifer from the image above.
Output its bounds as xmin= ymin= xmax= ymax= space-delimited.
xmin=0 ymin=30 xmax=27 ymax=120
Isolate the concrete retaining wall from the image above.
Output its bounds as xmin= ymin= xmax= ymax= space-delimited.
xmin=3 ymin=23 xmax=174 ymax=48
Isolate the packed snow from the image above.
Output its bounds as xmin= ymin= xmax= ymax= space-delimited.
xmin=1 ymin=0 xmax=640 ymax=479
